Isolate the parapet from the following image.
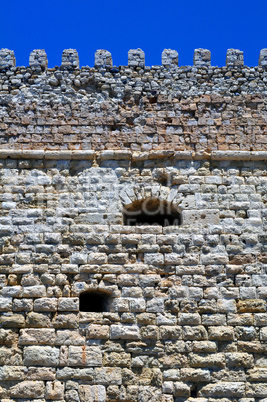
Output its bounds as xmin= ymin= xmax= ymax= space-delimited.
xmin=1 ymin=47 xmax=267 ymax=70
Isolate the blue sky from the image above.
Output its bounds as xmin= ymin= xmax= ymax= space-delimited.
xmin=1 ymin=0 xmax=266 ymax=68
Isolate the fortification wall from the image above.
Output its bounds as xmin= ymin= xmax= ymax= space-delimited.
xmin=0 ymin=48 xmax=266 ymax=401
xmin=0 ymin=48 xmax=267 ymax=152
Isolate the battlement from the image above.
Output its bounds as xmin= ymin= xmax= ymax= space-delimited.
xmin=0 ymin=45 xmax=267 ymax=402
xmin=1 ymin=47 xmax=267 ymax=69
xmin=0 ymin=46 xmax=267 ymax=153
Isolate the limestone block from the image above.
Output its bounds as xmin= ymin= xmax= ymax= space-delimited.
xmin=226 ymin=49 xmax=244 ymax=66
xmin=180 ymin=368 xmax=211 ymax=382
xmin=144 ymin=253 xmax=164 ymax=265
xmin=68 ymin=346 xmax=102 ymax=367
xmin=162 ymin=381 xmax=174 ymax=394
xmin=259 ymin=49 xmax=267 ymax=66
xmin=110 ymin=324 xmax=140 ymax=340
xmin=26 ymin=312 xmax=51 ymax=328
xmin=237 ymin=299 xmax=266 ymax=313
xmin=95 ymin=49 xmax=113 ymax=68
xmin=86 ymin=324 xmax=110 ymax=339
xmin=193 ymin=49 xmax=211 ymax=67
xmin=88 ymin=252 xmax=108 ymax=264
xmin=61 ymin=49 xmax=79 ymax=69
xmin=79 ymin=385 xmax=106 ymax=402
xmin=2 ymin=286 xmax=22 ymax=297
xmin=208 ymin=326 xmax=234 ymax=340
xmin=33 ymin=297 xmax=58 ymax=311
xmin=225 ymin=352 xmax=254 ymax=368
xmin=0 ymin=347 xmax=22 ymax=366
xmin=0 ymin=365 xmax=27 ymax=380
xmin=29 ymin=49 xmax=48 ymax=69
xmin=13 ymin=298 xmax=33 ymax=312
xmin=27 ymin=367 xmax=56 ymax=380
xmin=58 ymin=297 xmax=79 ymax=311
xmin=146 ymin=298 xmax=165 ymax=313
xmin=65 ymin=389 xmax=80 ymax=402
xmin=260 ymin=327 xmax=267 ymax=341
xmin=95 ymin=367 xmax=122 ymax=385
xmin=19 ymin=329 xmax=56 ymax=345
xmin=23 ymin=346 xmax=60 ymax=366
xmin=162 ymin=49 xmax=178 ymax=67
xmin=70 ymin=252 xmax=87 ymax=264
xmin=128 ymin=48 xmax=145 ymax=68
xmin=9 ymin=381 xmax=45 ymax=398
xmin=189 ymin=353 xmax=226 ymax=368
xmin=45 ymin=381 xmax=64 ymax=400
xmin=202 ymin=314 xmax=226 ymax=326
xmin=22 ymin=285 xmax=46 ymax=297
xmin=199 ymin=382 xmax=245 ymax=397
xmin=0 ymin=297 xmax=12 ymax=311
xmin=182 ymin=209 xmax=219 ymax=226
xmin=178 ymin=313 xmax=201 ymax=325
xmin=159 ymin=325 xmax=182 ymax=340
xmin=55 ymin=330 xmax=85 ymax=345
xmin=0 ymin=313 xmax=25 ymax=328
xmin=129 ymin=298 xmax=146 ymax=312
xmin=247 ymin=367 xmax=267 ymax=381
xmin=0 ymin=48 xmax=16 ymax=69
xmin=103 ymin=352 xmax=131 ymax=367
xmin=163 ymin=369 xmax=180 ymax=380
xmin=0 ymin=329 xmax=19 ymax=345
xmin=140 ymin=325 xmax=158 ymax=339
xmin=172 ymin=382 xmax=190 ymax=397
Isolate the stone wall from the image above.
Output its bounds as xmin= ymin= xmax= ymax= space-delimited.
xmin=0 ymin=48 xmax=266 ymax=401
xmin=0 ymin=48 xmax=267 ymax=152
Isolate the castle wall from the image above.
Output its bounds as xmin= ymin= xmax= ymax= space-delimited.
xmin=0 ymin=51 xmax=267 ymax=153
xmin=0 ymin=48 xmax=267 ymax=401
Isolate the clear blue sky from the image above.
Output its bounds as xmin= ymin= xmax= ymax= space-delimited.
xmin=1 ymin=0 xmax=266 ymax=68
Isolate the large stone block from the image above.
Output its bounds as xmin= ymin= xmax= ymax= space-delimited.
xmin=23 ymin=346 xmax=59 ymax=366
xmin=68 ymin=346 xmax=102 ymax=367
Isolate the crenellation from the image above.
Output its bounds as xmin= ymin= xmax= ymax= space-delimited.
xmin=95 ymin=49 xmax=113 ymax=68
xmin=226 ymin=48 xmax=244 ymax=67
xmin=29 ymin=49 xmax=48 ymax=70
xmin=0 ymin=48 xmax=16 ymax=69
xmin=128 ymin=48 xmax=145 ymax=67
xmin=193 ymin=48 xmax=211 ymax=67
xmin=162 ymin=49 xmax=179 ymax=67
xmin=259 ymin=48 xmax=267 ymax=66
xmin=61 ymin=48 xmax=79 ymax=69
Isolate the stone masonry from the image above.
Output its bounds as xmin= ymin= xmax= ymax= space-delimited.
xmin=0 ymin=47 xmax=266 ymax=401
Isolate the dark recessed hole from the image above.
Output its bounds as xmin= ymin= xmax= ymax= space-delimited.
xmin=190 ymin=384 xmax=198 ymax=398
xmin=79 ymin=291 xmax=110 ymax=312
xmin=149 ymin=96 xmax=157 ymax=104
xmin=123 ymin=198 xmax=180 ymax=226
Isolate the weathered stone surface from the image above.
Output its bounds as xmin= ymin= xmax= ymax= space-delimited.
xmin=128 ymin=48 xmax=145 ymax=67
xmin=95 ymin=49 xmax=113 ymax=68
xmin=0 ymin=48 xmax=15 ymax=69
xmin=193 ymin=48 xmax=211 ymax=66
xmin=226 ymin=48 xmax=244 ymax=66
xmin=162 ymin=49 xmax=178 ymax=66
xmin=23 ymin=346 xmax=59 ymax=366
xmin=9 ymin=381 xmax=45 ymax=398
xmin=199 ymin=382 xmax=246 ymax=397
xmin=0 ymin=49 xmax=266 ymax=401
xmin=29 ymin=49 xmax=48 ymax=69
xmin=68 ymin=346 xmax=102 ymax=367
xmin=61 ymin=48 xmax=79 ymax=68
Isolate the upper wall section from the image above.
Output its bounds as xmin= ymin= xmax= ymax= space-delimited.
xmin=0 ymin=48 xmax=267 ymax=152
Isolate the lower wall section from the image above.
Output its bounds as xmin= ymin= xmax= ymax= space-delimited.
xmin=0 ymin=157 xmax=266 ymax=401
